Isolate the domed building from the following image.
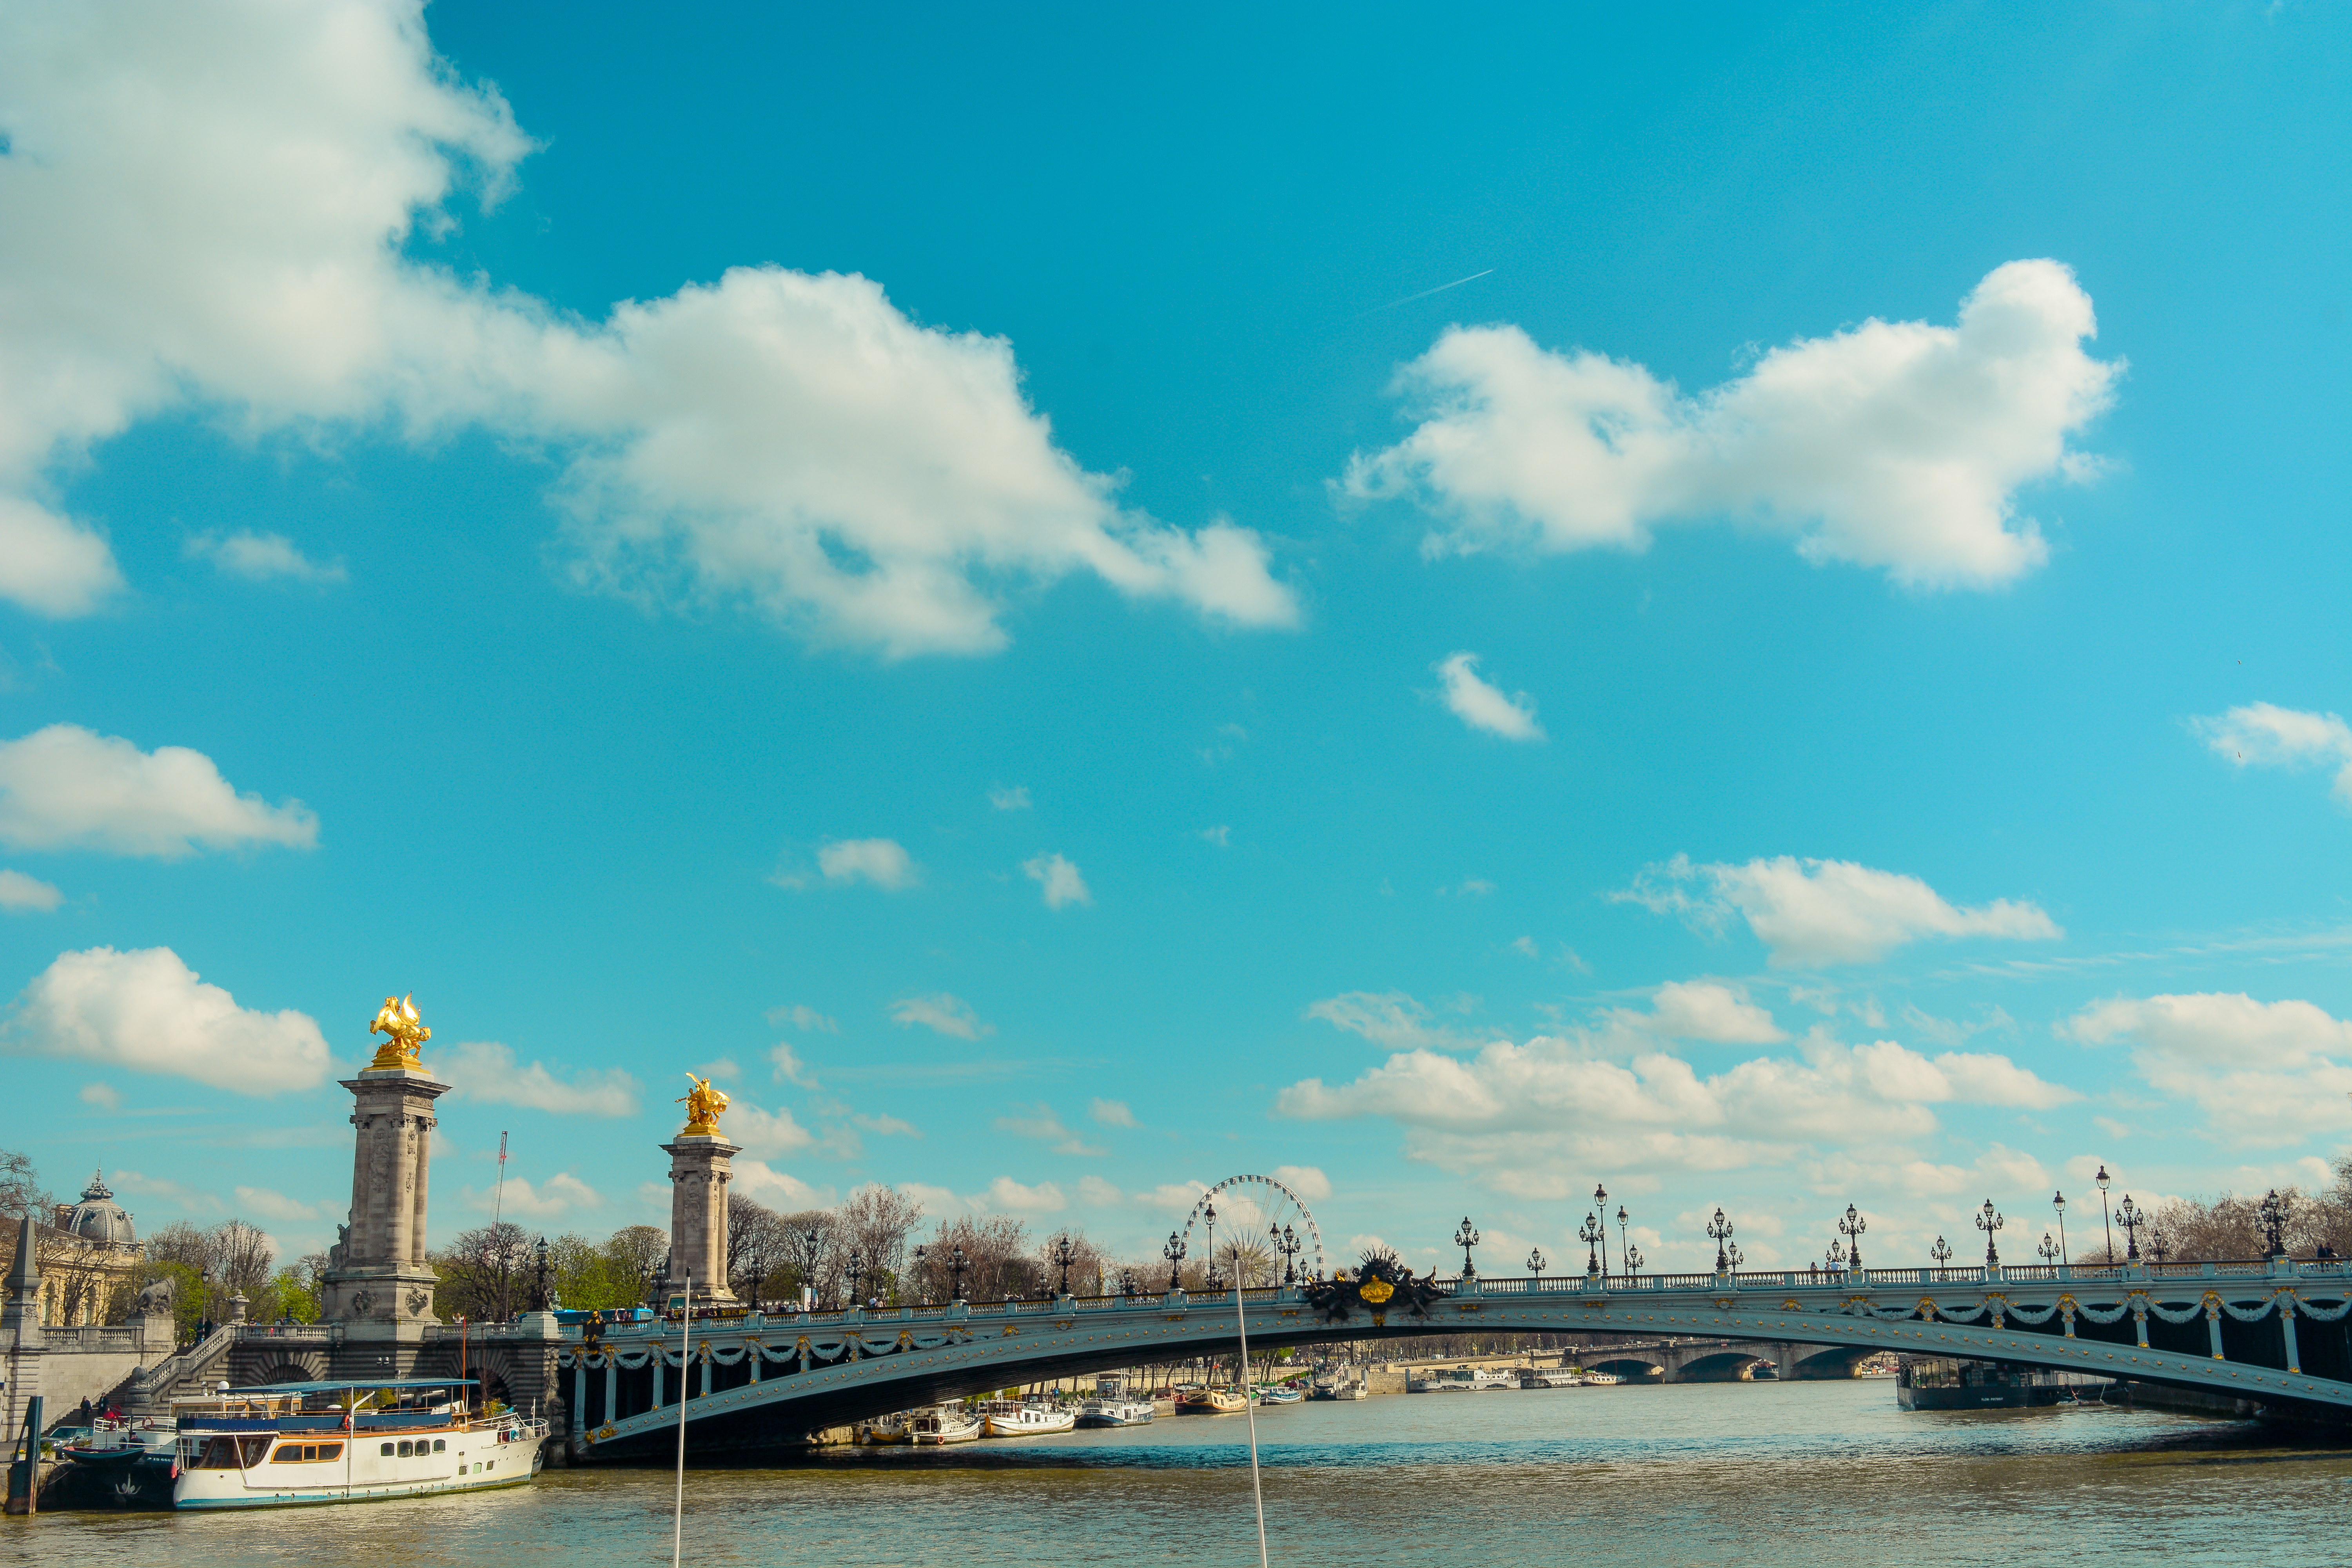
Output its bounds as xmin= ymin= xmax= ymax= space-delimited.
xmin=40 ymin=1170 xmax=143 ymax=1326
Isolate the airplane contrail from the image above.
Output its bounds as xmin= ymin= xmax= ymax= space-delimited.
xmin=1355 ymin=268 xmax=1496 ymax=319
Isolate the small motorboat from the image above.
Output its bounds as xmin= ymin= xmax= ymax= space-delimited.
xmin=1580 ymin=1371 xmax=1622 ymax=1386
xmin=1515 ymin=1370 xmax=1581 ymax=1389
xmin=1255 ymin=1384 xmax=1304 ymax=1405
xmin=1077 ymin=1376 xmax=1156 ymax=1427
xmin=1409 ymin=1365 xmax=1514 ymax=1392
xmin=910 ymin=1406 xmax=983 ymax=1445
xmin=981 ymin=1400 xmax=1078 ymax=1437
xmin=1176 ymin=1387 xmax=1249 ymax=1415
xmin=860 ymin=1411 xmax=916 ymax=1444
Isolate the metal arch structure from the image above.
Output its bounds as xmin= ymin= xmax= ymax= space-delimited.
xmin=1177 ymin=1173 xmax=1327 ymax=1285
xmin=558 ymin=1258 xmax=2352 ymax=1461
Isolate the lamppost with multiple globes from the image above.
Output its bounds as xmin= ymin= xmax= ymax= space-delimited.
xmin=1274 ymin=1223 xmax=1303 ymax=1286
xmin=1454 ymin=1216 xmax=1481 ymax=1278
xmin=949 ymin=1244 xmax=969 ymax=1303
xmin=1203 ymin=1202 xmax=1221 ymax=1292
xmin=2116 ymin=1194 xmax=2142 ymax=1262
xmin=1528 ymin=1246 xmax=1547 ymax=1277
xmin=1163 ymin=1231 xmax=1186 ymax=1294
xmin=1052 ymin=1235 xmax=1078 ymax=1297
xmin=2149 ymin=1224 xmax=2171 ymax=1267
xmin=1825 ymin=1238 xmax=1845 ymax=1273
xmin=1725 ymin=1241 xmax=1744 ymax=1271
xmin=1623 ymin=1244 xmax=1644 ymax=1279
xmin=2261 ymin=1189 xmax=2290 ymax=1259
xmin=1976 ymin=1199 xmax=2005 ymax=1269
xmin=1839 ymin=1204 xmax=1867 ymax=1273
xmin=1578 ymin=1212 xmax=1602 ymax=1276
xmin=2038 ymin=1232 xmax=2061 ymax=1268
xmin=1592 ymin=1183 xmax=1610 ymax=1277
xmin=846 ymin=1249 xmax=866 ymax=1307
xmin=1930 ymin=1236 xmax=1953 ymax=1276
xmin=1706 ymin=1207 xmax=1735 ymax=1273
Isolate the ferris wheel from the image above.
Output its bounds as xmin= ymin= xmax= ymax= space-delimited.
xmin=1176 ymin=1173 xmax=1327 ymax=1287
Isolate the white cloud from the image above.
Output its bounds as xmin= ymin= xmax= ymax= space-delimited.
xmin=1270 ymin=1165 xmax=1332 ymax=1200
xmin=1510 ymin=935 xmax=1538 ymax=957
xmin=1076 ymin=1174 xmax=1123 ymax=1206
xmin=0 ymin=2 xmax=1295 ymax=648
xmin=1434 ymin=652 xmax=1544 ymax=741
xmin=78 ymin=1081 xmax=120 ymax=1110
xmin=2066 ymin=992 xmax=2352 ymax=1141
xmin=0 ymin=869 xmax=61 ymax=911
xmin=890 ymin=993 xmax=993 ymax=1040
xmin=1616 ymin=853 xmax=2060 ymax=966
xmin=691 ymin=1056 xmax=742 ymax=1082
xmin=977 ymin=1176 xmax=1066 ymax=1213
xmin=111 ymin=1169 xmax=221 ymax=1212
xmin=719 ymin=1099 xmax=813 ymax=1159
xmin=185 ymin=530 xmax=346 ymax=584
xmin=851 ymin=1112 xmax=919 ymax=1138
xmin=1275 ymin=1031 xmax=2073 ymax=1183
xmin=1199 ymin=825 xmax=1231 ymax=847
xmin=464 ymin=1172 xmax=603 ymax=1220
xmin=767 ymin=1043 xmax=817 ymax=1087
xmin=988 ymin=784 xmax=1031 ymax=811
xmin=813 ymin=838 xmax=918 ymax=890
xmin=233 ymin=1185 xmax=333 ymax=1222
xmin=995 ymin=1103 xmax=1105 ymax=1156
xmin=1306 ymin=991 xmax=1498 ymax=1051
xmin=1089 ymin=1097 xmax=1139 ymax=1128
xmin=732 ymin=1159 xmax=833 ymax=1210
xmin=2191 ymin=702 xmax=2352 ymax=806
xmin=6 ymin=946 xmax=329 ymax=1091
xmin=766 ymin=1004 xmax=838 ymax=1034
xmin=0 ymin=724 xmax=317 ymax=858
xmin=441 ymin=1041 xmax=639 ymax=1117
xmin=1640 ymin=981 xmax=1788 ymax=1044
xmin=1347 ymin=260 xmax=2118 ymax=590
xmin=1022 ymin=851 xmax=1092 ymax=909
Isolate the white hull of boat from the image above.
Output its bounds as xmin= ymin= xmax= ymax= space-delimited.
xmin=173 ymin=1421 xmax=546 ymax=1511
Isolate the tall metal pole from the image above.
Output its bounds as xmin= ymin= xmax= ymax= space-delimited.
xmin=1232 ymin=1269 xmax=1268 ymax=1568
xmin=673 ymin=1269 xmax=690 ymax=1568
xmin=491 ymin=1131 xmax=510 ymax=1321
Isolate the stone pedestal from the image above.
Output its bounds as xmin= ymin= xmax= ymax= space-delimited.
xmin=662 ymin=1134 xmax=740 ymax=1303
xmin=2 ymin=1215 xmax=44 ymax=1446
xmin=321 ymin=1065 xmax=450 ymax=1333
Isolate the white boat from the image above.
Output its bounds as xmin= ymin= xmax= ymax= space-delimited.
xmin=1409 ymin=1365 xmax=1515 ymax=1392
xmin=860 ymin=1411 xmax=915 ymax=1444
xmin=1077 ymin=1376 xmax=1155 ymax=1428
xmin=910 ymin=1405 xmax=983 ymax=1445
xmin=171 ymin=1378 xmax=545 ymax=1511
xmin=1255 ymin=1384 xmax=1304 ymax=1405
xmin=981 ymin=1399 xmax=1077 ymax=1437
xmin=1580 ymin=1370 xmax=1622 ymax=1386
xmin=1515 ymin=1370 xmax=1581 ymax=1389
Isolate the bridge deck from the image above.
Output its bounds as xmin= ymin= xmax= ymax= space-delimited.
xmin=557 ymin=1258 xmax=2352 ymax=1459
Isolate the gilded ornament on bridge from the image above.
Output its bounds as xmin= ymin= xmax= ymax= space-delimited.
xmin=1304 ymin=1247 xmax=1445 ymax=1324
xmin=678 ymin=1072 xmax=730 ymax=1135
xmin=367 ymin=994 xmax=431 ymax=1069
xmin=1358 ymin=1278 xmax=1395 ymax=1305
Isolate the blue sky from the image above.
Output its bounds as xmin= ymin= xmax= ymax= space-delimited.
xmin=2 ymin=0 xmax=2347 ymax=1279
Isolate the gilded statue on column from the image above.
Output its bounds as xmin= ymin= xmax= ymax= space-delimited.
xmin=678 ymin=1072 xmax=730 ymax=1135
xmin=367 ymin=993 xmax=432 ymax=1070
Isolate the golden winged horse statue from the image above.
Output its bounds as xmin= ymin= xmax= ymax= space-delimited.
xmin=367 ymin=993 xmax=432 ymax=1069
xmin=678 ymin=1072 xmax=729 ymax=1135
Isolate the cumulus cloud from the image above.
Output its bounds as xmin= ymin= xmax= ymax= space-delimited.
xmin=1089 ymin=1097 xmax=1139 ymax=1128
xmin=2066 ymin=992 xmax=2352 ymax=1140
xmin=1076 ymin=1174 xmax=1123 ymax=1206
xmin=1276 ymin=1032 xmax=2073 ymax=1182
xmin=978 ymin=1176 xmax=1066 ymax=1213
xmin=1021 ymin=851 xmax=1092 ymax=909
xmin=5 ymin=945 xmax=330 ymax=1091
xmin=0 ymin=725 xmax=317 ymax=858
xmin=2191 ymin=702 xmax=2352 ymax=806
xmin=851 ymin=1112 xmax=919 ymax=1138
xmin=79 ymin=1081 xmax=120 ymax=1109
xmin=788 ymin=837 xmax=918 ymax=891
xmin=995 ymin=1103 xmax=1104 ymax=1156
xmin=1347 ymin=260 xmax=2119 ymax=590
xmin=1270 ymin=1164 xmax=1332 ymax=1200
xmin=441 ymin=1041 xmax=639 ymax=1117
xmin=0 ymin=869 xmax=61 ymax=912
xmin=766 ymin=1004 xmax=838 ymax=1033
xmin=767 ymin=1043 xmax=817 ymax=1087
xmin=185 ymin=530 xmax=347 ymax=584
xmin=1306 ymin=990 xmax=1501 ymax=1051
xmin=466 ymin=1172 xmax=603 ymax=1220
xmin=1615 ymin=853 xmax=2060 ymax=966
xmin=719 ymin=1099 xmax=813 ymax=1159
xmin=233 ymin=1185 xmax=334 ymax=1222
xmin=890 ymin=992 xmax=993 ymax=1040
xmin=0 ymin=1 xmax=1294 ymax=649
xmin=988 ymin=784 xmax=1031 ymax=811
xmin=1434 ymin=652 xmax=1544 ymax=740
xmin=732 ymin=1160 xmax=833 ymax=1210
xmin=1641 ymin=981 xmax=1788 ymax=1044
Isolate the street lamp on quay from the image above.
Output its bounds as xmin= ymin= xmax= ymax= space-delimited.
xmin=1976 ymin=1199 xmax=2005 ymax=1269
xmin=2096 ymin=1164 xmax=2114 ymax=1263
xmin=1593 ymin=1183 xmax=1610 ymax=1276
xmin=2116 ymin=1195 xmax=2143 ymax=1262
xmin=1578 ymin=1212 xmax=1602 ymax=1276
xmin=2053 ymin=1189 xmax=2070 ymax=1265
xmin=1706 ymin=1208 xmax=1735 ymax=1273
xmin=1839 ymin=1204 xmax=1867 ymax=1273
xmin=1454 ymin=1217 xmax=1481 ymax=1278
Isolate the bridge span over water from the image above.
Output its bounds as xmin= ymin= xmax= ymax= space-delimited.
xmin=561 ymin=1258 xmax=2352 ymax=1460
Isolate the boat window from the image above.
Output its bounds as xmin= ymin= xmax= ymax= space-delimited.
xmin=380 ymin=1442 xmax=395 ymax=1456
xmin=195 ymin=1436 xmax=243 ymax=1469
xmin=273 ymin=1441 xmax=306 ymax=1462
xmin=318 ymin=1443 xmax=342 ymax=1461
xmin=397 ymin=1439 xmax=414 ymax=1457
xmin=433 ymin=1439 xmax=446 ymax=1452
xmin=239 ymin=1437 xmax=272 ymax=1468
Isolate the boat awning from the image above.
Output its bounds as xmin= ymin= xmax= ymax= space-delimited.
xmin=218 ymin=1378 xmax=480 ymax=1395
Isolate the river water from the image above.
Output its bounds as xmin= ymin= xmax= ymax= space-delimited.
xmin=11 ymin=1381 xmax=2350 ymax=1567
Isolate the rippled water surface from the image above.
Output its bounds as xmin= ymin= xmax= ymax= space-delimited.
xmin=12 ymin=1381 xmax=2350 ymax=1567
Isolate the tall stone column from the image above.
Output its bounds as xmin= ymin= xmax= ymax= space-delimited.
xmin=1 ymin=1214 xmax=44 ymax=1447
xmin=662 ymin=1136 xmax=740 ymax=1305
xmin=323 ymin=996 xmax=450 ymax=1379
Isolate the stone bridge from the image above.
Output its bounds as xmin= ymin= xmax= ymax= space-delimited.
xmin=1568 ymin=1336 xmax=1873 ymax=1382
xmin=556 ymin=1257 xmax=2352 ymax=1460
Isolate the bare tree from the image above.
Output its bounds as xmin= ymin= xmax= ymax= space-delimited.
xmin=212 ymin=1219 xmax=276 ymax=1301
xmin=914 ymin=1215 xmax=1035 ymax=1303
xmin=1035 ymin=1227 xmax=1112 ymax=1298
xmin=727 ymin=1194 xmax=788 ymax=1303
xmin=0 ymin=1149 xmax=49 ymax=1220
xmin=429 ymin=1221 xmax=532 ymax=1321
xmin=838 ymin=1185 xmax=925 ymax=1301
xmin=778 ymin=1210 xmax=838 ymax=1305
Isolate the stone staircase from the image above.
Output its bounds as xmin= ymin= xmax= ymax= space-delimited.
xmin=110 ymin=1325 xmax=239 ymax=1418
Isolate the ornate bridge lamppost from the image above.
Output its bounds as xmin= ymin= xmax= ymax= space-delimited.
xmin=1623 ymin=1244 xmax=1644 ymax=1280
xmin=2149 ymin=1224 xmax=2172 ymax=1267
xmin=1592 ymin=1183 xmax=1611 ymax=1276
xmin=2115 ymin=1195 xmax=2142 ymax=1262
xmin=913 ymin=1245 xmax=930 ymax=1305
xmin=2053 ymin=1189 xmax=2070 ymax=1265
xmin=1052 ymin=1235 xmax=1078 ymax=1297
xmin=2096 ymin=1164 xmax=2114 ymax=1263
xmin=949 ymin=1244 xmax=969 ymax=1304
xmin=1839 ymin=1204 xmax=1867 ymax=1274
xmin=1121 ymin=1268 xmax=1140 ymax=1298
xmin=846 ymin=1249 xmax=867 ymax=1307
xmin=1707 ymin=1207 xmax=1735 ymax=1274
xmin=1163 ymin=1231 xmax=1186 ymax=1293
xmin=1976 ymin=1199 xmax=2005 ymax=1269
xmin=2038 ymin=1232 xmax=2061 ymax=1269
xmin=1528 ymin=1247 xmax=1548 ymax=1277
xmin=1825 ymin=1238 xmax=1845 ymax=1275
xmin=533 ymin=1234 xmax=551 ymax=1312
xmin=1203 ymin=1201 xmax=1220 ymax=1291
xmin=2261 ymin=1189 xmax=2290 ymax=1259
xmin=1616 ymin=1205 xmax=1630 ymax=1279
xmin=1930 ymin=1236 xmax=1953 ymax=1277
xmin=1578 ymin=1212 xmax=1602 ymax=1276
xmin=1725 ymin=1242 xmax=1744 ymax=1271
xmin=1455 ymin=1217 xmax=1481 ymax=1279
xmin=1274 ymin=1223 xmax=1303 ymax=1286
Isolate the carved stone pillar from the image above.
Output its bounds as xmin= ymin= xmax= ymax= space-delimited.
xmin=662 ymin=1134 xmax=741 ymax=1304
xmin=322 ymin=1057 xmax=450 ymax=1374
